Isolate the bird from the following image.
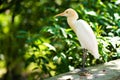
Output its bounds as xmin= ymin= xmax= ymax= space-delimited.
xmin=55 ymin=8 xmax=100 ymax=71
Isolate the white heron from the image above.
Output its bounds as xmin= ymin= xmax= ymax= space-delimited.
xmin=55 ymin=8 xmax=100 ymax=71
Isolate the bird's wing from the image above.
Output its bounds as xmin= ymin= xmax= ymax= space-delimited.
xmin=74 ymin=19 xmax=99 ymax=59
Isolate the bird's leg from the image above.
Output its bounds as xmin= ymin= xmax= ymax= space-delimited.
xmin=81 ymin=48 xmax=87 ymax=72
xmin=78 ymin=48 xmax=91 ymax=76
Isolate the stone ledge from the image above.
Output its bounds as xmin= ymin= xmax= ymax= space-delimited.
xmin=45 ymin=59 xmax=120 ymax=80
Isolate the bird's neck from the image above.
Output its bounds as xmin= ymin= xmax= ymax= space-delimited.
xmin=67 ymin=17 xmax=77 ymax=31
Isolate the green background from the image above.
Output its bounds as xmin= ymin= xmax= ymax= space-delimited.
xmin=0 ymin=0 xmax=120 ymax=80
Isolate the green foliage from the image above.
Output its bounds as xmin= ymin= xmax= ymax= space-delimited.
xmin=0 ymin=0 xmax=120 ymax=79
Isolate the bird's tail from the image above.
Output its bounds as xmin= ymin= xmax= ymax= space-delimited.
xmin=90 ymin=49 xmax=100 ymax=59
xmin=94 ymin=53 xmax=100 ymax=59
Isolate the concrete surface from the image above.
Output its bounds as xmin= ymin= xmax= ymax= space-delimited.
xmin=45 ymin=59 xmax=120 ymax=80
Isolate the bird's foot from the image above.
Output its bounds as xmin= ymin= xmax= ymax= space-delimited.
xmin=80 ymin=68 xmax=88 ymax=72
xmin=78 ymin=68 xmax=91 ymax=76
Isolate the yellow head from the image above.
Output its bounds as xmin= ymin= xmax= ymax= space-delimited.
xmin=55 ymin=8 xmax=78 ymax=20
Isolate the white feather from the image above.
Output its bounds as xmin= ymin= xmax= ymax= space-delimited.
xmin=74 ymin=19 xmax=100 ymax=59
xmin=56 ymin=8 xmax=100 ymax=59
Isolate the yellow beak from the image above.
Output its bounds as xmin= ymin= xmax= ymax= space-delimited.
xmin=55 ymin=12 xmax=65 ymax=17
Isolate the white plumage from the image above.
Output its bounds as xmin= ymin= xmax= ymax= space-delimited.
xmin=55 ymin=8 xmax=100 ymax=59
xmin=75 ymin=19 xmax=99 ymax=59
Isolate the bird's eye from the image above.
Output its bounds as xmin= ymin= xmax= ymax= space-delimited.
xmin=66 ymin=11 xmax=69 ymax=13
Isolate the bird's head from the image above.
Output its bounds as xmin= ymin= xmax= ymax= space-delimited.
xmin=55 ymin=8 xmax=78 ymax=20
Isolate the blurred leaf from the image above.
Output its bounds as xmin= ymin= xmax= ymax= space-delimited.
xmin=44 ymin=43 xmax=56 ymax=51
